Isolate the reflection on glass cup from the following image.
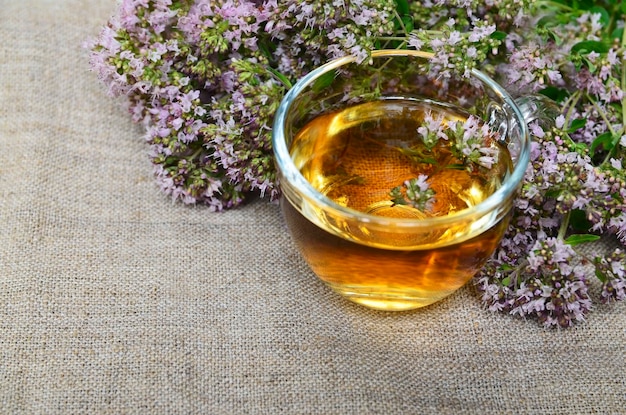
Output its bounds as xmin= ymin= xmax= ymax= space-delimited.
xmin=273 ymin=50 xmax=546 ymax=311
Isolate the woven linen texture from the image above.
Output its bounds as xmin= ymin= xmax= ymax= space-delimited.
xmin=0 ymin=1 xmax=625 ymax=414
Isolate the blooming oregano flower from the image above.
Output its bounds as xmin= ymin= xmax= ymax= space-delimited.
xmin=390 ymin=175 xmax=436 ymax=211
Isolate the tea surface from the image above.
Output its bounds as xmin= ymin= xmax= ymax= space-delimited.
xmin=291 ymin=99 xmax=510 ymax=219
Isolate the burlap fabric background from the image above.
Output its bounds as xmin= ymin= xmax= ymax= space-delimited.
xmin=1 ymin=1 xmax=625 ymax=413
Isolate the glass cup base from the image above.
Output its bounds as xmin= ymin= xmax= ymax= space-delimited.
xmin=326 ymin=282 xmax=458 ymax=311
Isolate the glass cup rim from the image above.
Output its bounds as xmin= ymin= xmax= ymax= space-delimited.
xmin=272 ymin=49 xmax=530 ymax=229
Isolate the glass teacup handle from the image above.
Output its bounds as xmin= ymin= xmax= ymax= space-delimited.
xmin=488 ymin=94 xmax=560 ymax=144
xmin=515 ymin=94 xmax=561 ymax=129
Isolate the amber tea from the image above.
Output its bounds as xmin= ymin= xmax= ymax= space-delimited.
xmin=283 ymin=99 xmax=513 ymax=310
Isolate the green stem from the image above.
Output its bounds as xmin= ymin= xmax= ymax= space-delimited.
xmin=586 ymin=93 xmax=618 ymax=137
xmin=563 ymin=90 xmax=582 ymax=122
xmin=417 ymin=29 xmax=445 ymax=37
xmin=560 ymin=91 xmax=584 ymax=151
xmin=587 ymin=92 xmax=626 ymax=166
xmin=557 ymin=209 xmax=571 ymax=240
xmin=188 ymin=145 xmax=204 ymax=162
xmin=392 ymin=9 xmax=409 ymax=35
xmin=559 ymin=89 xmax=581 ymax=120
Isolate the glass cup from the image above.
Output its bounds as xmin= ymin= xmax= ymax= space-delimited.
xmin=272 ymin=50 xmax=552 ymax=311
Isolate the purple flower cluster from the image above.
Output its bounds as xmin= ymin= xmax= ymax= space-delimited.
xmin=476 ymin=107 xmax=626 ymax=326
xmin=474 ymin=1 xmax=626 ymax=327
xmin=596 ymin=248 xmax=626 ymax=303
xmin=477 ymin=237 xmax=592 ymax=328
xmin=416 ymin=112 xmax=500 ymax=169
xmin=390 ymin=175 xmax=436 ymax=212
xmin=407 ymin=0 xmax=530 ymax=77
xmin=88 ymin=0 xmax=396 ymax=210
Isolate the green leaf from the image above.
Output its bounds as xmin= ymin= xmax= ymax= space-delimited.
xmin=539 ymin=86 xmax=569 ymax=103
xmin=537 ymin=15 xmax=558 ymax=28
xmin=546 ymin=29 xmax=563 ymax=45
xmin=258 ymin=38 xmax=277 ymax=61
xmin=402 ymin=15 xmax=414 ymax=32
xmin=395 ymin=0 xmax=410 ymax=16
xmin=311 ymin=70 xmax=336 ymax=93
xmin=445 ymin=163 xmax=467 ymax=170
xmin=621 ymin=1 xmax=626 ymax=14
xmin=266 ymin=67 xmax=292 ymax=89
xmin=564 ymin=234 xmax=601 ymax=246
xmin=583 ymin=56 xmax=597 ymax=73
xmin=566 ymin=118 xmax=587 ymax=132
xmin=569 ymin=141 xmax=588 ymax=154
xmin=419 ymin=157 xmax=439 ymax=165
xmin=571 ymin=40 xmax=609 ymax=54
xmin=576 ymin=0 xmax=596 ymax=10
xmin=595 ymin=269 xmax=607 ymax=283
xmin=501 ymin=277 xmax=511 ymax=286
xmin=590 ymin=132 xmax=614 ymax=156
xmin=490 ymin=31 xmax=507 ymax=41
